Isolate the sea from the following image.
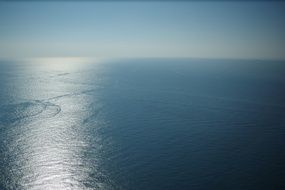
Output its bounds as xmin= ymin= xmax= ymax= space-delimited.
xmin=0 ymin=58 xmax=284 ymax=190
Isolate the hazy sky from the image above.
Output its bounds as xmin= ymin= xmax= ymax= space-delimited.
xmin=0 ymin=2 xmax=285 ymax=60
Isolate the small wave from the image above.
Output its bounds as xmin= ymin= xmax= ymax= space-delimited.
xmin=83 ymin=106 xmax=104 ymax=124
xmin=57 ymin=72 xmax=70 ymax=76
xmin=47 ymin=89 xmax=95 ymax=101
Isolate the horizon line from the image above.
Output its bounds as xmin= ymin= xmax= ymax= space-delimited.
xmin=1 ymin=56 xmax=285 ymax=62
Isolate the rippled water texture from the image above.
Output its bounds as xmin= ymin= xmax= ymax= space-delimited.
xmin=0 ymin=58 xmax=284 ymax=190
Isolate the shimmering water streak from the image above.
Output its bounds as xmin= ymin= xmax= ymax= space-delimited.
xmin=0 ymin=58 xmax=110 ymax=189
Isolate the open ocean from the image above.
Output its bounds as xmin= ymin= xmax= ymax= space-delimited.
xmin=0 ymin=58 xmax=284 ymax=190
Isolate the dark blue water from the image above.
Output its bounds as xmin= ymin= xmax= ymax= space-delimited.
xmin=0 ymin=58 xmax=284 ymax=189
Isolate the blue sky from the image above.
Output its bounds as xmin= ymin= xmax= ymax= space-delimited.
xmin=0 ymin=2 xmax=285 ymax=60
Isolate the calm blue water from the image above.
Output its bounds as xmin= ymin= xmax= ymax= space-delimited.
xmin=0 ymin=58 xmax=284 ymax=189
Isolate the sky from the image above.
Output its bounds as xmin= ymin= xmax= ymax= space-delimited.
xmin=0 ymin=1 xmax=285 ymax=60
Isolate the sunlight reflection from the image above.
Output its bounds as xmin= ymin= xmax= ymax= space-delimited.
xmin=6 ymin=58 xmax=106 ymax=189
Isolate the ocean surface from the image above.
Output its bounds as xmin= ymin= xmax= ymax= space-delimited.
xmin=0 ymin=58 xmax=284 ymax=190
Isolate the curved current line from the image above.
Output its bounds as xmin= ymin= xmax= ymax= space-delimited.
xmin=0 ymin=100 xmax=62 ymax=125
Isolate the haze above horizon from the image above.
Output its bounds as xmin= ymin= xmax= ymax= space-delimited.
xmin=0 ymin=2 xmax=285 ymax=61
